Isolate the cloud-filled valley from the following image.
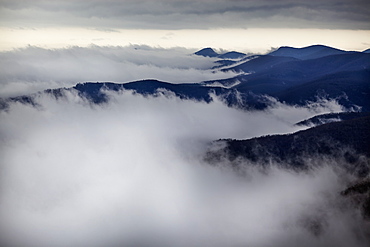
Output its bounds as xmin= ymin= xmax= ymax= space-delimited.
xmin=0 ymin=88 xmax=368 ymax=247
xmin=0 ymin=43 xmax=369 ymax=247
xmin=1 ymin=0 xmax=370 ymax=245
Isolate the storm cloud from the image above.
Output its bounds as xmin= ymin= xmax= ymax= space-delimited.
xmin=1 ymin=0 xmax=369 ymax=30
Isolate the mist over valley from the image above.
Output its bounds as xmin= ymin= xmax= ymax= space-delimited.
xmin=0 ymin=44 xmax=369 ymax=247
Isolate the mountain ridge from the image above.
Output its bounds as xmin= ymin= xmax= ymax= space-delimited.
xmin=2 ymin=44 xmax=369 ymax=114
xmin=205 ymin=115 xmax=370 ymax=174
xmin=195 ymin=47 xmax=246 ymax=59
xmin=268 ymin=45 xmax=349 ymax=60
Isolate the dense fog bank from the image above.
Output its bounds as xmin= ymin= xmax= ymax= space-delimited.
xmin=0 ymin=90 xmax=368 ymax=247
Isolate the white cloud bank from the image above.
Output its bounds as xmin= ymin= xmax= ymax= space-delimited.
xmin=0 ymin=45 xmax=239 ymax=97
xmin=0 ymin=90 xmax=367 ymax=247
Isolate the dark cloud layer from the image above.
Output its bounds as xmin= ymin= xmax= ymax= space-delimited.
xmin=0 ymin=0 xmax=369 ymax=30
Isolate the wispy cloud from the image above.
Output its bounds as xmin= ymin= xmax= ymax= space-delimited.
xmin=0 ymin=45 xmax=239 ymax=97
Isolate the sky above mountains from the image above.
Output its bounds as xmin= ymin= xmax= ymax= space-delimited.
xmin=0 ymin=0 xmax=369 ymax=52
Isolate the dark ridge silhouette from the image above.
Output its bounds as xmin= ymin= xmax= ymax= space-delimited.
xmin=342 ymin=179 xmax=370 ymax=219
xmin=1 ymin=80 xmax=270 ymax=110
xmin=194 ymin=47 xmax=219 ymax=57
xmin=74 ymin=80 xmax=225 ymax=104
xmin=2 ymin=45 xmax=369 ymax=114
xmin=223 ymin=55 xmax=299 ymax=73
xmin=205 ymin=116 xmax=370 ymax=174
xmin=212 ymin=55 xmax=261 ymax=70
xmin=268 ymin=45 xmax=348 ymax=60
xmin=295 ymin=112 xmax=370 ymax=126
xmin=230 ymin=52 xmax=370 ymax=84
xmin=73 ymin=81 xmax=272 ymax=110
xmin=218 ymin=51 xmax=246 ymax=59
xmin=194 ymin=48 xmax=246 ymax=59
xmin=342 ymin=180 xmax=370 ymax=196
xmin=275 ymin=69 xmax=370 ymax=112
xmin=212 ymin=52 xmax=370 ymax=110
xmin=212 ymin=59 xmax=238 ymax=69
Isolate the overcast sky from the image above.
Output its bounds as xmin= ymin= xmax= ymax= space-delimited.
xmin=0 ymin=0 xmax=370 ymax=52
xmin=1 ymin=0 xmax=369 ymax=30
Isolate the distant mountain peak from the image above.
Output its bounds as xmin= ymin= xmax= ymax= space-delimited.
xmin=195 ymin=47 xmax=219 ymax=57
xmin=268 ymin=45 xmax=347 ymax=60
xmin=275 ymin=44 xmax=341 ymax=51
xmin=195 ymin=48 xmax=246 ymax=59
xmin=218 ymin=51 xmax=246 ymax=59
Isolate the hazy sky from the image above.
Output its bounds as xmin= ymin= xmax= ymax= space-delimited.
xmin=0 ymin=0 xmax=369 ymax=52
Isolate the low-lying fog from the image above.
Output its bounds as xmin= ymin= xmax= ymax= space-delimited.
xmin=0 ymin=45 xmax=239 ymax=97
xmin=0 ymin=90 xmax=367 ymax=247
